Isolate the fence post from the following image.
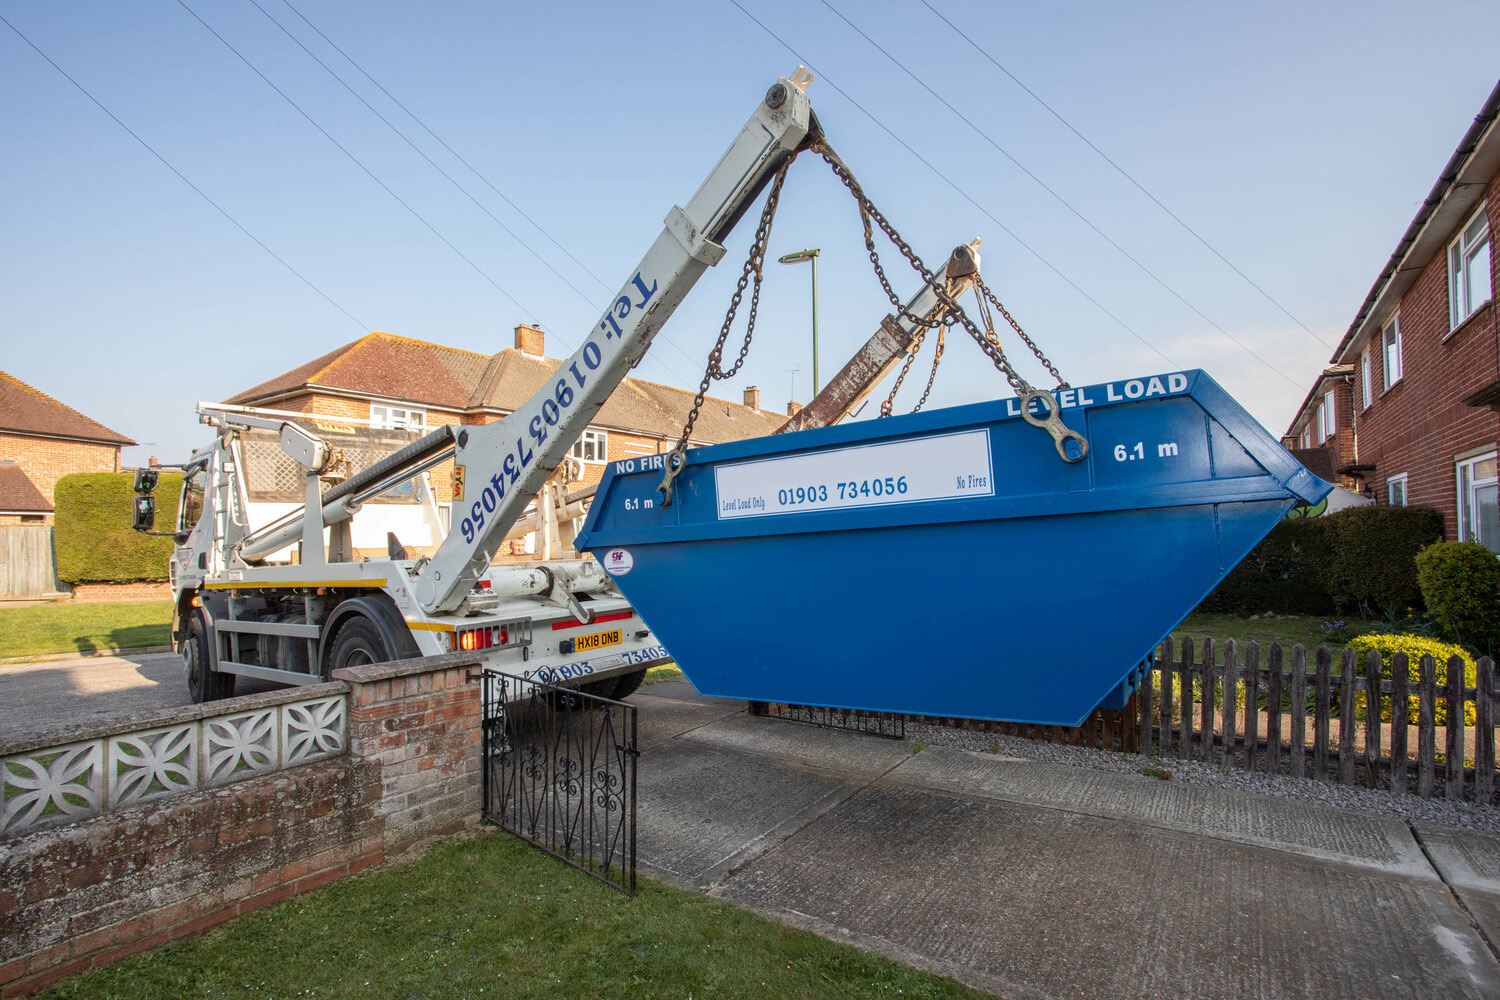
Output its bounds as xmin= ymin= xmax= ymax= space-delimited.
xmin=1200 ymin=638 xmax=1216 ymax=764
xmin=1221 ymin=639 xmax=1238 ymax=769
xmin=1363 ymin=650 xmax=1383 ymax=790
xmin=1244 ymin=641 xmax=1260 ymax=772
xmin=1446 ymin=654 xmax=1465 ymax=802
xmin=1339 ymin=648 xmax=1358 ymax=786
xmin=1290 ymin=645 xmax=1307 ymax=779
xmin=1157 ymin=638 xmax=1174 ymax=758
xmin=1477 ymin=657 xmax=1495 ymax=807
xmin=1418 ymin=654 xmax=1436 ymax=799
xmin=1265 ymin=643 xmax=1283 ymax=776
xmin=1179 ymin=636 xmax=1194 ymax=763
xmin=1391 ymin=651 xmax=1410 ymax=795
xmin=1314 ymin=645 xmax=1333 ymax=781
xmin=1135 ymin=668 xmax=1150 ymax=755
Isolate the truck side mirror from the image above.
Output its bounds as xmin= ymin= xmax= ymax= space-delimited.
xmin=132 ymin=495 xmax=156 ymax=532
xmin=134 ymin=469 xmax=159 ymax=494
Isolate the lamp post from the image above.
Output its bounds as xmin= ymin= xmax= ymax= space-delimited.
xmin=778 ymin=248 xmax=820 ymax=395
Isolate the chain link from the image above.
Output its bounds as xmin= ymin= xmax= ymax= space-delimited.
xmin=973 ymin=273 xmax=1069 ymax=389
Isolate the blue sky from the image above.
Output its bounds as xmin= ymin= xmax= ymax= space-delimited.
xmin=4 ymin=1 xmax=1498 ymax=465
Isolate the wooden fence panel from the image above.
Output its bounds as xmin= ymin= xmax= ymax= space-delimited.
xmin=0 ymin=525 xmax=59 ymax=598
xmin=1391 ymin=652 xmax=1410 ymax=795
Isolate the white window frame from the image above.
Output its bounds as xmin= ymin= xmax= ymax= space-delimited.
xmin=369 ymin=402 xmax=426 ymax=433
xmin=1449 ymin=206 xmax=1492 ymax=332
xmin=569 ymin=428 xmax=608 ymax=464
xmin=1386 ymin=473 xmax=1408 ymax=507
xmin=1456 ymin=449 xmax=1500 ymax=552
xmin=1360 ymin=346 xmax=1373 ymax=410
xmin=1381 ymin=314 xmax=1402 ymax=390
xmin=1300 ymin=424 xmax=1311 ymax=450
xmin=1321 ymin=390 xmax=1336 ymax=440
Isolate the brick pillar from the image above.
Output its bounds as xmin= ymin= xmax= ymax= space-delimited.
xmin=333 ymin=652 xmax=484 ymax=856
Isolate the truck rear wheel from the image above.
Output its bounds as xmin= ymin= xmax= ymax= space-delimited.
xmin=186 ymin=609 xmax=235 ymax=703
xmin=610 ymin=668 xmax=648 ymax=700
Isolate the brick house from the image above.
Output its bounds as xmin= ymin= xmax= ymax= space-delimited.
xmin=224 ymin=324 xmax=786 ymax=555
xmin=0 ymin=372 xmax=134 ymax=525
xmin=1285 ymin=79 xmax=1499 ymax=548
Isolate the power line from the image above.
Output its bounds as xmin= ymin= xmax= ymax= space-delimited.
xmin=724 ymin=0 xmax=1180 ymax=373
xmin=264 ymin=0 xmax=709 ymax=383
xmin=819 ymin=0 xmax=1302 ymax=389
xmin=0 ymin=12 xmax=368 ymax=332
xmin=176 ymin=0 xmax=541 ymax=325
xmin=918 ymin=0 xmax=1332 ymax=350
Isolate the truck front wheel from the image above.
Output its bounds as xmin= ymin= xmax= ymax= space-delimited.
xmin=185 ymin=609 xmax=235 ymax=703
xmin=325 ymin=615 xmax=391 ymax=674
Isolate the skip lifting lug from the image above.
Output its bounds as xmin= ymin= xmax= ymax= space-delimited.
xmin=1019 ymin=390 xmax=1089 ymax=463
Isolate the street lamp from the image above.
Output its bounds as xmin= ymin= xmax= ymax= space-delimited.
xmin=778 ymin=248 xmax=820 ymax=395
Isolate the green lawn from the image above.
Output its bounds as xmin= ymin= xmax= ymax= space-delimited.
xmin=1173 ymin=611 xmax=1382 ymax=653
xmin=40 ymin=832 xmax=991 ymax=1000
xmin=0 ymin=600 xmax=173 ymax=659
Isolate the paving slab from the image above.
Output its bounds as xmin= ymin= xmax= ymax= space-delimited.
xmin=635 ymin=736 xmax=865 ymax=889
xmin=629 ymin=681 xmax=742 ymax=750
xmin=680 ymin=713 xmax=912 ymax=778
xmin=1413 ymin=822 xmax=1500 ymax=950
xmin=714 ymin=779 xmax=1500 ymax=1000
xmin=890 ymin=746 xmax=1432 ymax=879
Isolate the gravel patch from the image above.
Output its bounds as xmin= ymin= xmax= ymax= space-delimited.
xmin=907 ymin=721 xmax=1500 ymax=833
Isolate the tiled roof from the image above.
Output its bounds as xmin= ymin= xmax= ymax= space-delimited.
xmin=0 ymin=464 xmax=51 ymax=513
xmin=0 ymin=372 xmax=134 ymax=446
xmin=230 ymin=336 xmax=784 ymax=444
xmin=1289 ymin=447 xmax=1337 ymax=484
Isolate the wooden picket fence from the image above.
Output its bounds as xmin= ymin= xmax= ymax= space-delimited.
xmin=921 ymin=637 xmax=1499 ymax=806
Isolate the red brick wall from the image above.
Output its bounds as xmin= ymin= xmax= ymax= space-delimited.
xmin=0 ymin=433 xmax=121 ymax=521
xmin=67 ymin=582 xmax=172 ymax=604
xmin=1352 ymin=175 xmax=1500 ymax=528
xmin=0 ymin=758 xmax=384 ymax=997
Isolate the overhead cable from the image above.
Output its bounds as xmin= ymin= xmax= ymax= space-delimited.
xmin=0 ymin=12 xmax=368 ymax=332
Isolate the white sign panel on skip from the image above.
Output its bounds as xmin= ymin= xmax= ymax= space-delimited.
xmin=713 ymin=429 xmax=994 ymax=520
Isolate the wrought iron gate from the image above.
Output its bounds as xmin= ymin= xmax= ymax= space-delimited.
xmin=481 ymin=671 xmax=638 ymax=893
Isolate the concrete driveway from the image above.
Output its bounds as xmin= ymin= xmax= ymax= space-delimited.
xmin=633 ymin=679 xmax=1500 ymax=1000
xmin=0 ymin=651 xmax=277 ymax=738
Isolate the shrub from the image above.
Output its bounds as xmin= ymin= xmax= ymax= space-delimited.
xmin=54 ymin=472 xmax=182 ymax=584
xmin=1323 ymin=505 xmax=1444 ymax=615
xmin=1347 ymin=633 xmax=1475 ymax=726
xmin=1415 ymin=540 xmax=1500 ymax=652
xmin=1198 ymin=517 xmax=1335 ymax=615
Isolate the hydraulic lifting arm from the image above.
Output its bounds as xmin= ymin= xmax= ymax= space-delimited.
xmin=413 ymin=73 xmax=818 ymax=614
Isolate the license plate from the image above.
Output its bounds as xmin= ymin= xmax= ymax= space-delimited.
xmin=574 ymin=628 xmax=622 ymax=652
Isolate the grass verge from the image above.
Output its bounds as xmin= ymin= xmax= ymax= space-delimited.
xmin=39 ymin=832 xmax=992 ymax=1000
xmin=644 ymin=663 xmax=684 ymax=685
xmin=0 ymin=601 xmax=173 ymax=659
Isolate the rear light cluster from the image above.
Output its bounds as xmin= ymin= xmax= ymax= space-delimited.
xmin=454 ymin=625 xmax=507 ymax=651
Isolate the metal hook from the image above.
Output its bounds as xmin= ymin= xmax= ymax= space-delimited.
xmin=1018 ymin=390 xmax=1089 ymax=463
xmin=656 ymin=448 xmax=687 ymax=506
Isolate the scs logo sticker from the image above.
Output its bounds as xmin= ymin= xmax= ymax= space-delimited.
xmin=603 ymin=548 xmax=634 ymax=577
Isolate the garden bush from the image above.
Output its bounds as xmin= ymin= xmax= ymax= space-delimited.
xmin=1198 ymin=517 xmax=1335 ymax=615
xmin=54 ymin=472 xmax=181 ymax=584
xmin=1347 ymin=633 xmax=1475 ymax=726
xmin=1415 ymin=540 xmax=1500 ymax=652
xmin=1324 ymin=505 xmax=1444 ymax=615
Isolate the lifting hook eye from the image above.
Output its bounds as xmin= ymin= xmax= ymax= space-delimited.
xmin=656 ymin=449 xmax=687 ymax=506
xmin=1018 ymin=390 xmax=1089 ymax=464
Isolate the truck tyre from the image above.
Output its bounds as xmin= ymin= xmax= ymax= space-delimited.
xmin=609 ymin=668 xmax=648 ymax=700
xmin=185 ymin=609 xmax=235 ymax=703
xmin=325 ymin=615 xmax=391 ymax=674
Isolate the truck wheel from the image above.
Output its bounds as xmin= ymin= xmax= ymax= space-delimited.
xmin=185 ymin=609 xmax=235 ymax=703
xmin=610 ymin=668 xmax=648 ymax=700
xmin=325 ymin=615 xmax=391 ymax=674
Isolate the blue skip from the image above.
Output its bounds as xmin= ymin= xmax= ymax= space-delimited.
xmin=574 ymin=370 xmax=1331 ymax=726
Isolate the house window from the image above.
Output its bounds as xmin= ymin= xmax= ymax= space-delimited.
xmin=370 ymin=403 xmax=426 ymax=432
xmin=1300 ymin=424 xmax=1311 ymax=450
xmin=1449 ymin=207 xmax=1492 ymax=331
xmin=570 ymin=428 xmax=607 ymax=464
xmin=1386 ymin=473 xmax=1408 ymax=507
xmin=1382 ymin=315 xmax=1402 ymax=389
xmin=1456 ymin=451 xmax=1500 ymax=553
xmin=1360 ymin=346 xmax=1373 ymax=410
xmin=1321 ymin=390 xmax=1336 ymax=440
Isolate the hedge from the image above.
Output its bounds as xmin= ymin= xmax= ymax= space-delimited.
xmin=1347 ymin=633 xmax=1476 ymax=726
xmin=1415 ymin=540 xmax=1500 ymax=652
xmin=54 ymin=472 xmax=182 ymax=584
xmin=1199 ymin=505 xmax=1444 ymax=617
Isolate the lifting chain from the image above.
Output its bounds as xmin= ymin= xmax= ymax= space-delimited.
xmin=972 ymin=272 xmax=1068 ymax=389
xmin=657 ymin=160 xmax=793 ymax=505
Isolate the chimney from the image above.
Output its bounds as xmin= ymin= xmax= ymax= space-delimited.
xmin=514 ymin=323 xmax=545 ymax=357
xmin=149 ymin=456 xmax=158 ymax=468
xmin=787 ymin=400 xmax=802 ymax=416
xmin=743 ymin=386 xmax=760 ymax=410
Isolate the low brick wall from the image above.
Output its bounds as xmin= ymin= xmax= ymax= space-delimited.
xmin=66 ymin=582 xmax=171 ymax=603
xmin=0 ymin=653 xmax=485 ymax=997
